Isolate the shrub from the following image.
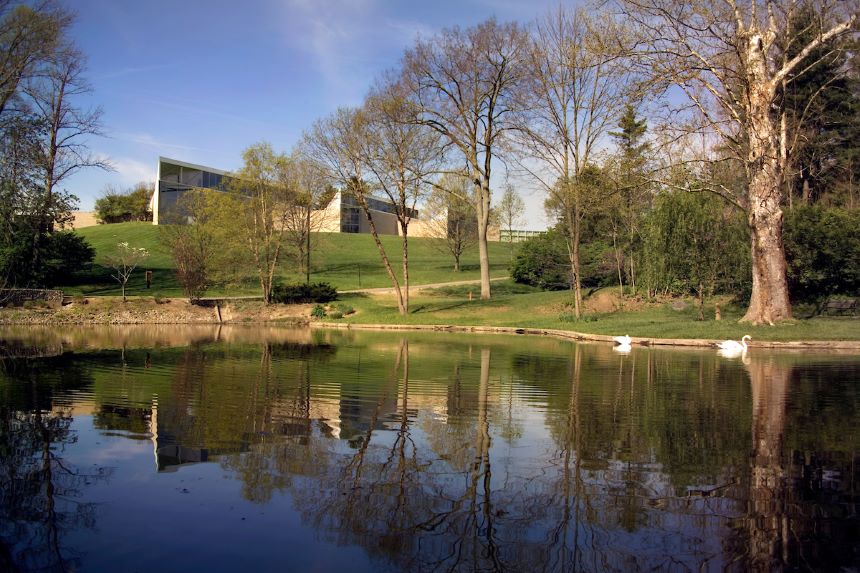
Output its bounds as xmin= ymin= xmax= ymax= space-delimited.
xmin=153 ymin=293 xmax=168 ymax=304
xmin=334 ymin=303 xmax=354 ymax=315
xmin=272 ymin=282 xmax=338 ymax=304
xmin=72 ymin=294 xmax=88 ymax=305
xmin=311 ymin=304 xmax=327 ymax=318
xmin=329 ymin=310 xmax=344 ymax=319
xmin=511 ymin=228 xmax=571 ymax=290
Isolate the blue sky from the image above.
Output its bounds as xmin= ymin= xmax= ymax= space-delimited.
xmin=65 ymin=0 xmax=572 ymax=229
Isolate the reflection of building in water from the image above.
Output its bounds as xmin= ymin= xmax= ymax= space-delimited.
xmin=149 ymin=397 xmax=210 ymax=472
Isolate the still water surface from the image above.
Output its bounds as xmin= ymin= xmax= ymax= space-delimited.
xmin=0 ymin=325 xmax=858 ymax=572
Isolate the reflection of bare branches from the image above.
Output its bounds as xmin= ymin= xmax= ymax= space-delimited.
xmin=0 ymin=405 xmax=111 ymax=572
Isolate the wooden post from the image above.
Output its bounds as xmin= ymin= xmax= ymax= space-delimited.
xmin=715 ymin=302 xmax=721 ymax=321
xmin=145 ymin=270 xmax=152 ymax=289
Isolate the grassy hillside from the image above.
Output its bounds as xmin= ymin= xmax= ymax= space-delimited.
xmin=71 ymin=222 xmax=513 ymax=297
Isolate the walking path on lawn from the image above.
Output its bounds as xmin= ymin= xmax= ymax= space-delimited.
xmin=340 ymin=276 xmax=509 ymax=295
xmin=195 ymin=277 xmax=510 ymax=302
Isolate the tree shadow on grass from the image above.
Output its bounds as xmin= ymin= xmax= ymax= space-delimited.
xmin=410 ymin=300 xmax=470 ymax=314
xmin=63 ymin=265 xmax=181 ymax=296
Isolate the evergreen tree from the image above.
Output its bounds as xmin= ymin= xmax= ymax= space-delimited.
xmin=608 ymin=104 xmax=650 ymax=293
xmin=779 ymin=2 xmax=860 ymax=206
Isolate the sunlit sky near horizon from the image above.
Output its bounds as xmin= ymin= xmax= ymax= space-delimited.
xmin=64 ymin=0 xmax=580 ymax=230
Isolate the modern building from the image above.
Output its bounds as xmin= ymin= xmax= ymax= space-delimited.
xmin=498 ymin=229 xmax=545 ymax=243
xmin=153 ymin=156 xmax=417 ymax=236
xmin=152 ymin=157 xmax=233 ymax=225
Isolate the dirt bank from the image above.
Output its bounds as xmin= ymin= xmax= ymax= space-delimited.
xmin=313 ymin=322 xmax=860 ymax=351
xmin=0 ymin=296 xmax=312 ymax=325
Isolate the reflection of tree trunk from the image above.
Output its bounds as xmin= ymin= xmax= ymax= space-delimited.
xmin=476 ymin=348 xmax=500 ymax=568
xmin=391 ymin=339 xmax=410 ymax=511
xmin=550 ymin=344 xmax=583 ymax=570
xmin=746 ymin=356 xmax=791 ymax=570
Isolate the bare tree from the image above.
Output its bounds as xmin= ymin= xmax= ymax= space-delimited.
xmin=160 ymin=189 xmax=222 ymax=302
xmin=281 ymin=153 xmax=335 ymax=284
xmin=105 ymin=241 xmax=149 ymax=302
xmin=423 ymin=173 xmax=478 ymax=271
xmin=402 ymin=19 xmax=527 ymax=300
xmin=616 ymin=0 xmax=858 ymax=324
xmin=512 ymin=6 xmax=633 ymax=317
xmin=356 ymin=77 xmax=443 ymax=312
xmin=303 ymin=108 xmax=412 ymax=313
xmin=496 ymin=183 xmax=525 ymax=259
xmin=24 ymin=45 xmax=109 ymax=276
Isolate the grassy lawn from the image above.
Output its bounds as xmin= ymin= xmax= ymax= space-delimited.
xmin=62 ymin=224 xmax=859 ymax=342
xmin=69 ymin=222 xmax=513 ymax=297
xmin=326 ymin=281 xmax=860 ymax=342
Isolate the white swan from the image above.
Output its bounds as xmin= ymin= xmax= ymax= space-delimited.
xmin=612 ymin=343 xmax=632 ymax=354
xmin=613 ymin=335 xmax=632 ymax=346
xmin=717 ymin=335 xmax=751 ymax=353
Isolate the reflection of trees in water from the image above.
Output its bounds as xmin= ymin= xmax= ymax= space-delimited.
xmin=220 ymin=343 xmax=335 ymax=503
xmin=0 ymin=361 xmax=110 ymax=572
xmin=21 ymin=332 xmax=852 ymax=572
xmin=208 ymin=340 xmax=857 ymax=571
xmin=727 ymin=357 xmax=860 ymax=571
xmin=154 ymin=341 xmax=338 ymax=473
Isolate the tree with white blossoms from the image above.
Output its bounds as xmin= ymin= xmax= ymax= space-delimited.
xmin=105 ymin=242 xmax=149 ymax=302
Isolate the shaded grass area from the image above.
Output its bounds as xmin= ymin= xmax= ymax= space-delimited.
xmin=69 ymin=223 xmax=511 ymax=297
xmin=328 ymin=282 xmax=860 ymax=342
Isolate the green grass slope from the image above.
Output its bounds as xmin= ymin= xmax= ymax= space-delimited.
xmin=71 ymin=222 xmax=513 ymax=297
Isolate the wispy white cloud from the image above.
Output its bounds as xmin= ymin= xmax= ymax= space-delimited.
xmin=271 ymin=0 xmax=440 ymax=104
xmin=117 ymin=132 xmax=206 ymax=153
xmin=95 ymin=63 xmax=181 ymax=81
xmin=101 ymin=155 xmax=157 ymax=185
xmin=135 ymin=95 xmax=266 ymax=126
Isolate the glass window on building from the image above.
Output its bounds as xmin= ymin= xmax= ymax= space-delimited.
xmin=180 ymin=167 xmax=203 ymax=187
xmin=160 ymin=161 xmax=180 ymax=183
xmin=203 ymin=172 xmax=223 ymax=190
xmin=341 ymin=206 xmax=360 ymax=233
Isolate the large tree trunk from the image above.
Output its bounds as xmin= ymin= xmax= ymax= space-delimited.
xmin=564 ymin=203 xmax=583 ymax=318
xmin=400 ymin=222 xmax=409 ymax=312
xmin=741 ymin=40 xmax=792 ymax=325
xmin=475 ymin=179 xmax=492 ymax=300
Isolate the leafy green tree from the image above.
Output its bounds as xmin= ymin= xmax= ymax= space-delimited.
xmin=94 ymin=182 xmax=153 ymax=223
xmin=777 ymin=3 xmax=860 ymax=207
xmin=0 ymin=2 xmax=105 ymax=287
xmin=783 ymin=206 xmax=860 ymax=301
xmin=39 ymin=230 xmax=94 ymax=286
xmin=226 ymin=142 xmax=297 ymax=304
xmin=642 ymin=190 xmax=749 ymax=316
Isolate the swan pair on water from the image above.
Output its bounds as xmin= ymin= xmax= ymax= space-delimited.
xmin=612 ymin=334 xmax=752 ymax=358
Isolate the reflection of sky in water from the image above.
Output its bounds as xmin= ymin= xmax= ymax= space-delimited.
xmin=1 ymin=326 xmax=858 ymax=572
xmin=63 ymin=416 xmax=374 ymax=572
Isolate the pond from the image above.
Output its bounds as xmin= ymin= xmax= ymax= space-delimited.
xmin=0 ymin=325 xmax=858 ymax=572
